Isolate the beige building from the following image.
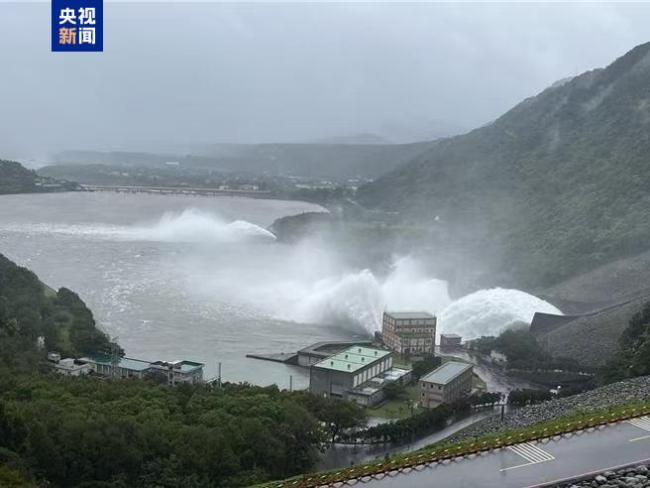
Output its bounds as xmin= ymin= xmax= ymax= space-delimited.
xmin=419 ymin=361 xmax=473 ymax=408
xmin=440 ymin=333 xmax=462 ymax=349
xmin=382 ymin=311 xmax=436 ymax=355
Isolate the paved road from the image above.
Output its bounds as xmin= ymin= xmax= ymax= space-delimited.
xmin=320 ymin=409 xmax=495 ymax=470
xmin=355 ymin=417 xmax=650 ymax=487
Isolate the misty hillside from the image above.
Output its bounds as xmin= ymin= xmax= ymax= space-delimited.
xmin=0 ymin=159 xmax=43 ymax=193
xmin=53 ymin=141 xmax=435 ymax=182
xmin=0 ymin=159 xmax=76 ymax=194
xmin=307 ymin=133 xmax=391 ymax=145
xmin=357 ymin=42 xmax=650 ymax=289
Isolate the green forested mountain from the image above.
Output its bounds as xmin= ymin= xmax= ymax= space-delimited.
xmin=0 ymin=159 xmax=77 ymax=194
xmin=357 ymin=42 xmax=650 ymax=288
xmin=0 ymin=254 xmax=366 ymax=487
xmin=0 ymin=160 xmax=42 ymax=194
xmin=0 ymin=253 xmax=113 ymax=361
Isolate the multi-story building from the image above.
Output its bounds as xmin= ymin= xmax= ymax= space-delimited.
xmin=309 ymin=346 xmax=411 ymax=406
xmin=382 ymin=311 xmax=437 ymax=355
xmin=419 ymin=360 xmax=473 ymax=408
xmin=82 ymin=356 xmax=205 ymax=385
xmin=84 ymin=356 xmax=155 ymax=379
xmin=440 ymin=333 xmax=462 ymax=349
xmin=148 ymin=360 xmax=205 ymax=385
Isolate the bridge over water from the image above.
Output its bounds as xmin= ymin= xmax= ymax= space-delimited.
xmin=81 ymin=184 xmax=273 ymax=198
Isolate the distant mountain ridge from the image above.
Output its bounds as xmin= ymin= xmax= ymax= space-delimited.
xmin=357 ymin=42 xmax=650 ymax=289
xmin=307 ymin=133 xmax=392 ymax=145
xmin=52 ymin=141 xmax=436 ymax=182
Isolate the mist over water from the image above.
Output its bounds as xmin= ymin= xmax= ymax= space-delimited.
xmin=0 ymin=193 xmax=561 ymax=385
xmin=157 ymin=212 xmax=560 ymax=338
xmin=1 ymin=208 xmax=276 ymax=244
xmin=132 ymin=209 xmax=277 ymax=243
xmin=187 ymin=253 xmax=452 ymax=334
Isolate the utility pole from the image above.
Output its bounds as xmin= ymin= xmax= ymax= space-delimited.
xmin=217 ymin=362 xmax=222 ymax=388
xmin=110 ymin=336 xmax=120 ymax=379
xmin=289 ymin=375 xmax=293 ymax=392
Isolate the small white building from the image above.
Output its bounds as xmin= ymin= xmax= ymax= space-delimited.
xmin=490 ymin=351 xmax=508 ymax=364
xmin=47 ymin=352 xmax=205 ymax=386
xmin=48 ymin=353 xmax=92 ymax=376
xmin=82 ymin=356 xmax=205 ymax=385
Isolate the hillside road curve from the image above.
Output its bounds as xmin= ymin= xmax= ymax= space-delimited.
xmin=350 ymin=416 xmax=650 ymax=487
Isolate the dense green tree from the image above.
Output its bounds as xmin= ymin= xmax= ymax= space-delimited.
xmin=383 ymin=382 xmax=408 ymax=401
xmin=0 ymin=465 xmax=37 ymax=488
xmin=319 ymin=399 xmax=367 ymax=444
xmin=470 ymin=327 xmax=547 ymax=364
xmin=411 ymin=356 xmax=442 ymax=379
xmin=493 ymin=328 xmax=547 ymax=363
xmin=602 ymin=302 xmax=650 ymax=382
xmin=0 ymin=253 xmax=336 ymax=487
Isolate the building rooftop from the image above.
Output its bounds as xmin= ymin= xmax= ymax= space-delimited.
xmin=313 ymin=346 xmax=392 ymax=373
xmin=174 ymin=360 xmax=204 ymax=372
xmin=441 ymin=333 xmax=462 ymax=339
xmin=149 ymin=360 xmax=204 ymax=373
xmin=86 ymin=356 xmax=204 ymax=373
xmin=298 ymin=340 xmax=373 ymax=355
xmin=421 ymin=361 xmax=472 ymax=385
xmin=380 ymin=367 xmax=412 ymax=382
xmin=349 ymin=384 xmax=383 ymax=396
xmin=384 ymin=311 xmax=436 ymax=320
xmin=87 ymin=356 xmax=153 ymax=372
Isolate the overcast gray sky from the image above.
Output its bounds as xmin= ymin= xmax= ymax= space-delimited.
xmin=1 ymin=2 xmax=649 ymax=160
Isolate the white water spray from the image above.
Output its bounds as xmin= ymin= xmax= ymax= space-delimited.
xmin=439 ymin=288 xmax=562 ymax=339
xmin=6 ymin=207 xmax=561 ymax=339
xmin=188 ymin=251 xmax=560 ymax=339
xmin=3 ymin=208 xmax=276 ymax=244
xmin=131 ymin=209 xmax=276 ymax=243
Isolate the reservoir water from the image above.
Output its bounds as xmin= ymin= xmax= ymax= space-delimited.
xmin=0 ymin=192 xmax=561 ymax=388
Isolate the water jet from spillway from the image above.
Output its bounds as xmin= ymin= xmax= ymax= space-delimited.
xmin=438 ymin=288 xmax=562 ymax=339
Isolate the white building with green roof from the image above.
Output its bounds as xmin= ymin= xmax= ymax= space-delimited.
xmin=309 ymin=345 xmax=410 ymax=406
xmin=81 ymin=356 xmax=204 ymax=385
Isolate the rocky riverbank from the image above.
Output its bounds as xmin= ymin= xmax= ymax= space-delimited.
xmin=449 ymin=375 xmax=650 ymax=442
xmin=556 ymin=464 xmax=650 ymax=487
